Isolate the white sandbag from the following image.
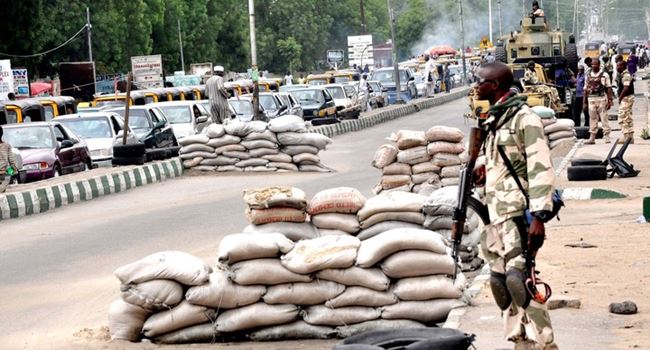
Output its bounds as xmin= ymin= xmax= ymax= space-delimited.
xmin=412 ymin=162 xmax=441 ymax=174
xmin=250 ymin=147 xmax=279 ymax=158
xmin=308 ymin=187 xmax=367 ymax=215
xmin=243 ymin=222 xmax=320 ymax=241
xmin=217 ymin=165 xmax=242 ymax=172
xmin=207 ymin=135 xmax=241 ymax=148
xmin=265 ymin=162 xmax=296 ymax=171
xmin=249 ymin=320 xmax=334 ymax=341
xmin=200 ymin=156 xmax=238 ymax=166
xmin=531 ymin=105 xmax=556 ymax=119
xmin=302 ymin=305 xmax=381 ymax=326
xmin=335 ymin=319 xmax=426 ymax=338
xmin=316 ymin=267 xmax=390 ymax=291
xmin=204 ymin=123 xmax=226 ymax=138
xmin=417 ymin=183 xmax=442 ymax=197
xmin=356 ymin=221 xmax=424 ymax=241
xmin=263 ymin=152 xmax=293 ymax=163
xmin=178 ymin=134 xmax=209 ymax=146
xmin=224 ymin=120 xmax=267 ymax=137
xmin=411 ymin=172 xmax=439 ymax=185
xmin=182 ymin=157 xmax=203 ymax=168
xmin=244 ymin=186 xmax=308 ymax=210
xmin=264 ymin=280 xmax=345 ymax=305
xmin=325 ymin=286 xmax=397 ymax=308
xmin=393 ymin=274 xmax=466 ymax=301
xmin=293 ymin=153 xmax=320 ymax=164
xmin=381 ymin=175 xmax=412 ymax=190
xmin=180 ymin=143 xmax=215 ymax=154
xmin=108 ymin=299 xmax=150 ymax=341
xmin=381 ymin=299 xmax=465 ymax=323
xmin=244 ymin=129 xmax=277 ymax=143
xmin=120 ymin=279 xmax=183 ymax=311
xmin=236 ymin=158 xmax=269 ymax=168
xmin=281 ymin=235 xmax=360 ymax=274
xmin=548 ymin=130 xmax=575 ymax=141
xmin=241 ymin=139 xmax=278 ymax=150
xmin=441 ymin=177 xmax=460 ymax=186
xmin=299 ymin=164 xmax=332 ymax=172
xmin=382 ymin=163 xmax=412 ymax=175
xmin=541 ymin=118 xmax=557 ymax=127
xmin=269 ymin=115 xmax=307 ymax=133
xmin=396 ymin=146 xmax=431 ymax=165
xmin=229 ymin=258 xmax=312 ymax=285
xmin=311 ymin=213 xmax=360 ymax=234
xmin=356 ymin=228 xmax=447 ymax=268
xmin=432 ymin=152 xmax=462 ymax=167
xmin=360 ymin=211 xmax=425 ymax=229
xmin=318 ymin=229 xmax=350 ymax=236
xmin=142 ymin=300 xmax=216 ymax=338
xmin=180 ymin=151 xmax=216 ymax=160
xmin=380 ymin=250 xmax=456 ymax=278
xmin=114 ymin=251 xmax=211 ymax=286
xmin=425 ymin=126 xmax=464 ymax=143
xmin=216 ymin=303 xmax=299 ymax=332
xmin=544 ymin=118 xmax=575 ymax=134
xmin=154 ymin=323 xmax=219 ymax=344
xmin=394 ymin=130 xmax=427 ymax=150
xmin=382 ymin=184 xmax=413 ymax=193
xmin=278 ymin=132 xmax=332 ymax=149
xmin=427 ymin=141 xmax=465 ymax=155
xmin=194 ymin=165 xmax=216 ymax=172
xmin=423 ymin=214 xmax=477 ymax=232
xmin=549 ymin=137 xmax=575 ymax=149
xmin=423 ymin=186 xmax=458 ymax=213
xmin=357 ymin=191 xmax=425 ymax=221
xmin=185 ymin=271 xmax=265 ymax=309
xmin=372 ymin=144 xmax=399 ymax=169
xmin=214 ymin=144 xmax=247 ymax=154
xmin=283 ymin=145 xmax=319 ymax=155
xmin=249 ymin=166 xmax=276 ymax=172
xmin=440 ymin=165 xmax=462 ymax=178
xmin=217 ymin=232 xmax=294 ymax=264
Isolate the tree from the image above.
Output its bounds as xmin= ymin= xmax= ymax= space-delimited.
xmin=277 ymin=37 xmax=302 ymax=72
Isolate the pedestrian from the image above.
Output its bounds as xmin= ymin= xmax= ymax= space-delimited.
xmin=298 ymin=73 xmax=305 ymax=85
xmin=284 ymin=71 xmax=293 ymax=86
xmin=205 ymin=65 xmax=230 ymax=124
xmin=627 ymin=51 xmax=638 ymax=76
xmin=583 ymin=59 xmax=613 ymax=144
xmin=474 ymin=62 xmax=558 ymax=350
xmin=444 ymin=63 xmax=452 ymax=93
xmin=7 ymin=92 xmax=16 ymax=101
xmin=573 ymin=65 xmax=590 ymax=127
xmin=602 ymin=55 xmax=613 ymax=82
xmin=436 ymin=64 xmax=444 ymax=93
xmin=363 ymin=64 xmax=370 ymax=74
xmin=616 ymin=59 xmax=635 ymax=144
xmin=554 ymin=63 xmax=572 ymax=108
xmin=0 ymin=126 xmax=19 ymax=193
xmin=423 ymin=55 xmax=435 ymax=97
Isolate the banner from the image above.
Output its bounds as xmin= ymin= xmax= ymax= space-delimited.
xmin=0 ymin=60 xmax=14 ymax=100
xmin=12 ymin=69 xmax=29 ymax=97
xmin=131 ymin=55 xmax=164 ymax=89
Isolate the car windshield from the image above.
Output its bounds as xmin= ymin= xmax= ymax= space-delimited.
xmin=308 ymin=79 xmax=327 ymax=86
xmin=3 ymin=126 xmax=53 ymax=149
xmin=111 ymin=109 xmax=151 ymax=131
xmin=343 ymin=86 xmax=356 ymax=97
xmin=259 ymin=95 xmax=278 ymax=111
xmin=585 ymin=44 xmax=599 ymax=50
xmin=370 ymin=70 xmax=407 ymax=83
xmin=293 ymin=89 xmax=324 ymax=104
xmin=229 ymin=100 xmax=254 ymax=116
xmin=326 ymin=87 xmax=346 ymax=99
xmin=334 ymin=76 xmax=350 ymax=83
xmin=369 ymin=82 xmax=380 ymax=91
xmin=58 ymin=118 xmax=113 ymax=139
xmin=95 ymin=99 xmax=125 ymax=107
xmin=158 ymin=106 xmax=192 ymax=124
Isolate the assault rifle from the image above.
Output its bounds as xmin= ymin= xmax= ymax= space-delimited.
xmin=451 ymin=127 xmax=487 ymax=281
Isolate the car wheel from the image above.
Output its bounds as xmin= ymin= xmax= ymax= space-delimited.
xmin=54 ymin=165 xmax=61 ymax=177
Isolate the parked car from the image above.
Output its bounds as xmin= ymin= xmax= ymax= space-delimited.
xmin=290 ymin=87 xmax=337 ymax=125
xmin=9 ymin=148 xmax=26 ymax=183
xmin=253 ymin=93 xmax=288 ymax=120
xmin=1 ymin=122 xmax=92 ymax=181
xmin=275 ymin=92 xmax=303 ymax=118
xmin=147 ymin=101 xmax=212 ymax=140
xmin=197 ymin=100 xmax=238 ymax=121
xmin=105 ymin=106 xmax=178 ymax=150
xmin=279 ymin=84 xmax=309 ymax=93
xmin=225 ymin=98 xmax=256 ymax=122
xmin=368 ymin=67 xmax=418 ymax=104
xmin=367 ymin=80 xmax=388 ymax=108
xmin=325 ymin=84 xmax=361 ymax=119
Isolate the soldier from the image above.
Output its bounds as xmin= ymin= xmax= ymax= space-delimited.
xmin=616 ymin=59 xmax=635 ymax=144
xmin=522 ymin=61 xmax=539 ymax=86
xmin=583 ymin=59 xmax=613 ymax=144
xmin=530 ymin=1 xmax=545 ymax=23
xmin=474 ymin=62 xmax=558 ymax=350
xmin=522 ymin=61 xmax=561 ymax=111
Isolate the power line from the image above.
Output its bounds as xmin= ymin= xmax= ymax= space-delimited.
xmin=0 ymin=24 xmax=88 ymax=58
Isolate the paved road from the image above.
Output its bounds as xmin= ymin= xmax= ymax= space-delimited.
xmin=0 ymin=97 xmax=473 ymax=349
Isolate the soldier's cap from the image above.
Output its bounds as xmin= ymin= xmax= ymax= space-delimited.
xmin=527 ymin=61 xmax=535 ymax=68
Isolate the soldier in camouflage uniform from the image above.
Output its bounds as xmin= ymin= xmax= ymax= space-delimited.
xmin=583 ymin=59 xmax=613 ymax=144
xmin=475 ymin=62 xmax=558 ymax=350
xmin=616 ymin=59 xmax=635 ymax=143
xmin=521 ymin=61 xmax=561 ymax=111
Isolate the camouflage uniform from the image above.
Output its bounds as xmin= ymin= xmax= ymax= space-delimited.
xmin=481 ymin=94 xmax=558 ymax=350
xmin=523 ymin=70 xmax=539 ymax=85
xmin=584 ymin=70 xmax=612 ymax=136
xmin=616 ymin=69 xmax=635 ymax=137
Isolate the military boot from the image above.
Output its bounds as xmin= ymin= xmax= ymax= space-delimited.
xmin=514 ymin=340 xmax=538 ymax=350
xmin=604 ymin=134 xmax=611 ymax=144
xmin=584 ymin=133 xmax=596 ymax=144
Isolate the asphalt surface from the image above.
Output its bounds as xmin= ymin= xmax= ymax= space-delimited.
xmin=0 ymin=96 xmax=474 ymax=349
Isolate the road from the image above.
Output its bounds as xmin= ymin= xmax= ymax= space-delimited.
xmin=0 ymin=97 xmax=474 ymax=349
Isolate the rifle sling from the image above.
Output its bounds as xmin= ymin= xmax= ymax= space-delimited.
xmin=497 ymin=145 xmax=530 ymax=209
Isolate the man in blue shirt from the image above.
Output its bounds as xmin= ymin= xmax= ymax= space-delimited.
xmin=573 ymin=65 xmax=589 ymax=127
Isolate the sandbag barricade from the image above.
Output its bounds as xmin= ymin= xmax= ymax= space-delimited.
xmin=532 ymin=106 xmax=577 ymax=150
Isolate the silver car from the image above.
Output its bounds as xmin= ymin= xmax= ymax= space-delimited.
xmin=275 ymin=92 xmax=303 ymax=118
xmin=147 ymin=101 xmax=212 ymax=140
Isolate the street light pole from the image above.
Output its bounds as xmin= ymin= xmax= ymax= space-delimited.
xmin=387 ymin=0 xmax=403 ymax=104
xmin=458 ymin=0 xmax=468 ymax=86
xmin=177 ymin=19 xmax=185 ymax=73
xmin=556 ymin=0 xmax=560 ymax=29
xmin=86 ymin=7 xmax=96 ymax=94
xmin=248 ymin=0 xmax=261 ymax=120
xmin=488 ymin=0 xmax=493 ymax=44
xmin=498 ymin=0 xmax=503 ymax=37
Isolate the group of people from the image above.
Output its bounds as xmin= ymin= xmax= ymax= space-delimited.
xmin=422 ymin=55 xmax=454 ymax=96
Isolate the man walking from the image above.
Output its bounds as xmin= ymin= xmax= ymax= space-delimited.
xmin=0 ymin=126 xmax=18 ymax=193
xmin=205 ymin=66 xmax=230 ymax=124
xmin=573 ymin=65 xmax=589 ymax=127
xmin=583 ymin=59 xmax=613 ymax=144
xmin=475 ymin=62 xmax=558 ymax=350
xmin=616 ymin=59 xmax=635 ymax=144
xmin=627 ymin=52 xmax=638 ymax=76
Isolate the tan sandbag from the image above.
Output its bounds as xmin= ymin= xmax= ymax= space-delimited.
xmin=281 ymin=235 xmax=360 ymax=274
xmin=311 ymin=213 xmax=360 ymax=234
xmin=381 ymin=184 xmax=413 ymax=193
xmin=216 ymin=303 xmax=299 ymax=332
xmin=543 ymin=118 xmax=575 ymax=134
xmin=283 ymin=145 xmax=319 ymax=155
xmin=241 ymin=139 xmax=278 ymax=150
xmin=249 ymin=320 xmax=335 ymax=341
xmin=236 ymin=158 xmax=270 ymax=168
xmin=180 ymin=143 xmax=215 ymax=154
xmin=440 ymin=165 xmax=462 ymax=178
xmin=246 ymin=207 xmax=307 ymax=225
xmin=325 ymin=286 xmax=397 ymax=308
xmin=422 ymin=185 xmax=459 ymax=215
xmin=356 ymin=228 xmax=447 ymax=268
xmin=299 ymin=164 xmax=332 ymax=172
xmin=356 ymin=221 xmax=424 ymax=241
xmin=293 ymin=153 xmax=320 ymax=164
xmin=316 ymin=267 xmax=390 ymax=291
xmin=243 ymin=186 xmax=307 ymax=210
xmin=357 ymin=191 xmax=425 ymax=221
xmin=217 ymin=233 xmax=293 ymax=265
xmin=372 ymin=144 xmax=399 ymax=169
xmin=203 ymin=123 xmax=226 ymax=138
xmin=154 ymin=322 xmax=220 ymax=344
xmin=417 ymin=183 xmax=442 ymax=197
xmin=381 ymin=175 xmax=412 ymax=190
xmin=180 ymin=151 xmax=216 ymax=160
xmin=245 ymin=165 xmax=276 ymax=172
xmin=182 ymin=157 xmax=203 ymax=168
xmin=318 ymin=229 xmax=351 ymax=236
xmin=224 ymin=120 xmax=267 ymax=137
xmin=432 ymin=152 xmax=462 ymax=167
xmin=142 ymin=300 xmax=216 ymax=338
xmin=244 ymin=129 xmax=278 ymax=143
xmin=411 ymin=172 xmax=439 ymax=185
xmin=396 ymin=146 xmax=431 ymax=165
xmin=214 ymin=144 xmax=246 ymax=154
xmin=249 ymin=147 xmax=279 ymax=158
xmin=335 ymin=319 xmax=426 ymax=338
xmin=178 ymin=134 xmax=209 ymax=146
xmin=425 ymin=125 xmax=464 ymax=143
xmin=223 ymin=150 xmax=250 ymax=160
xmin=423 ymin=214 xmax=478 ymax=232
xmin=308 ymin=187 xmax=367 ymax=215
xmin=262 ymin=152 xmax=293 ymax=163
xmin=277 ymin=132 xmax=332 ymax=149
xmin=216 ymin=165 xmax=243 ymax=172
xmin=268 ymin=115 xmax=307 ymax=133
xmin=380 ymin=250 xmax=456 ymax=278
xmin=263 ymin=280 xmax=345 ymax=305
xmin=381 ymin=299 xmax=465 ymax=323
xmin=108 ymin=299 xmax=150 ymax=341
xmin=302 ymin=305 xmax=381 ymax=326
xmin=228 ymin=258 xmax=312 ymax=285
xmin=199 ymin=156 xmax=239 ymax=166
xmin=541 ymin=118 xmax=557 ymax=127
xmin=394 ymin=130 xmax=427 ymax=150
xmin=549 ymin=137 xmax=575 ymax=149
xmin=427 ymin=141 xmax=465 ymax=155
xmin=120 ymin=279 xmax=183 ymax=311
xmin=441 ymin=177 xmax=460 ymax=186
xmin=185 ymin=271 xmax=266 ymax=308
xmin=269 ymin=162 xmax=299 ymax=171
xmin=207 ymin=135 xmax=241 ymax=148
xmin=114 ymin=251 xmax=211 ymax=286
xmin=382 ymin=163 xmax=412 ymax=175
xmin=411 ymin=161 xmax=441 ymax=174
xmin=393 ymin=274 xmax=466 ymax=301
xmin=359 ymin=211 xmax=425 ymax=229
xmin=548 ymin=130 xmax=575 ymax=142
xmin=243 ymin=222 xmax=320 ymax=241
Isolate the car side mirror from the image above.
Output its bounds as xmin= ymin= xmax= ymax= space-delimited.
xmin=408 ymin=76 xmax=415 ymax=82
xmin=196 ymin=116 xmax=209 ymax=124
xmin=382 ymin=88 xmax=388 ymax=92
xmin=60 ymin=140 xmax=74 ymax=148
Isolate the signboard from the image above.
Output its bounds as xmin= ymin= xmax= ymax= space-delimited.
xmin=59 ymin=62 xmax=95 ymax=101
xmin=0 ymin=60 xmax=15 ymax=100
xmin=12 ymin=69 xmax=30 ymax=97
xmin=327 ymin=50 xmax=345 ymax=64
xmin=96 ymin=73 xmax=125 ymax=94
xmin=131 ymin=54 xmax=164 ymax=89
xmin=190 ymin=62 xmax=213 ymax=77
xmin=347 ymin=35 xmax=374 ymax=68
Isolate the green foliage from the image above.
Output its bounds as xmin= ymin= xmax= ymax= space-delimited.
xmin=277 ymin=37 xmax=302 ymax=72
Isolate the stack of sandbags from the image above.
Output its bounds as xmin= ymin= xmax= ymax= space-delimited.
xmin=531 ymin=106 xmax=576 ymax=150
xmin=356 ymin=191 xmax=427 ymax=241
xmin=425 ymin=126 xmax=465 ymax=190
xmin=243 ymin=186 xmax=308 ymax=226
xmin=178 ymin=116 xmax=332 ymax=173
xmin=422 ymin=186 xmax=484 ymax=272
xmin=307 ymin=187 xmax=367 ymax=236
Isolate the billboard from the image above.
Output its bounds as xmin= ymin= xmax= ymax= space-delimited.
xmin=347 ymin=35 xmax=374 ymax=68
xmin=190 ymin=62 xmax=213 ymax=77
xmin=96 ymin=73 xmax=125 ymax=94
xmin=59 ymin=62 xmax=96 ymax=101
xmin=131 ymin=55 xmax=164 ymax=89
xmin=0 ymin=60 xmax=15 ymax=100
xmin=12 ymin=69 xmax=30 ymax=97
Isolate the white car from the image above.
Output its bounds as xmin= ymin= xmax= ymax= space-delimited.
xmin=325 ymin=84 xmax=361 ymax=119
xmin=147 ymin=101 xmax=212 ymax=140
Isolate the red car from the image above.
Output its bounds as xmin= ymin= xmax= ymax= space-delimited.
xmin=2 ymin=122 xmax=92 ymax=181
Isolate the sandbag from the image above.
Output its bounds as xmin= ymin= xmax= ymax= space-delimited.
xmin=541 ymin=118 xmax=557 ymax=127
xmin=203 ymin=123 xmax=226 ymax=138
xmin=441 ymin=177 xmax=460 ymax=186
xmin=269 ymin=162 xmax=299 ymax=171
xmin=318 ymin=229 xmax=350 ymax=236
xmin=381 ymin=299 xmax=465 ymax=323
xmin=200 ymin=156 xmax=239 ymax=166
xmin=193 ymin=165 xmax=215 ymax=172
xmin=277 ymin=132 xmax=332 ymax=149
xmin=316 ymin=267 xmax=390 ymax=291
xmin=224 ymin=120 xmax=267 ymax=137
xmin=216 ymin=303 xmax=299 ymax=332
xmin=396 ymin=146 xmax=430 ymax=165
xmin=178 ymin=134 xmax=209 ymax=146
xmin=425 ymin=126 xmax=464 ymax=143
xmin=154 ymin=323 xmax=220 ymax=344
xmin=382 ymin=163 xmax=412 ymax=176
xmin=180 ymin=151 xmax=216 ymax=160
xmin=185 ymin=270 xmax=265 ymax=309
xmin=531 ymin=105 xmax=556 ymax=119
xmin=544 ymin=118 xmax=575 ymax=134
xmin=246 ymin=207 xmax=307 ymax=225
xmin=180 ymin=143 xmax=215 ymax=154
xmin=142 ymin=300 xmax=216 ymax=338
xmin=440 ymin=165 xmax=462 ymax=178
xmin=422 ymin=186 xmax=458 ymax=214
xmin=548 ymin=130 xmax=575 ymax=142
xmin=183 ymin=157 xmax=203 ymax=168
xmin=244 ymin=129 xmax=278 ymax=143
xmin=427 ymin=141 xmax=464 ymax=155
xmin=417 ymin=183 xmax=442 ymax=197
xmin=236 ymin=158 xmax=269 ymax=168
xmin=207 ymin=135 xmax=241 ymax=148
xmin=120 ymin=279 xmax=183 ymax=311
xmin=269 ymin=115 xmax=308 ymax=133
xmin=250 ymin=321 xmax=334 ymax=341
xmin=412 ymin=162 xmax=441 ymax=174
xmin=381 ymin=184 xmax=413 ymax=193
xmin=250 ymin=147 xmax=279 ymax=158
xmin=243 ymin=186 xmax=307 ymax=210
xmin=308 ymin=187 xmax=367 ymax=215
xmin=282 ymin=145 xmax=319 ymax=155
xmin=228 ymin=258 xmax=312 ymax=285
xmin=393 ymin=274 xmax=466 ymax=301
xmin=357 ymin=192 xmax=425 ymax=221
xmin=214 ymin=144 xmax=247 ymax=154
xmin=432 ymin=152 xmax=462 ymax=167
xmin=381 ymin=175 xmax=412 ymax=190
xmin=423 ymin=214 xmax=477 ymax=232
xmin=299 ymin=164 xmax=331 ymax=172
xmin=293 ymin=153 xmax=320 ymax=164
xmin=263 ymin=152 xmax=293 ymax=163
xmin=243 ymin=222 xmax=320 ymax=241
xmin=108 ymin=299 xmax=150 ymax=341
xmin=241 ymin=139 xmax=278 ymax=150
xmin=356 ymin=228 xmax=447 ymax=268
xmin=264 ymin=280 xmax=345 ymax=305
xmin=549 ymin=137 xmax=575 ymax=149
xmin=335 ymin=319 xmax=426 ymax=339
xmin=411 ymin=172 xmax=439 ymax=185
xmin=325 ymin=286 xmax=397 ymax=308
xmin=311 ymin=213 xmax=360 ymax=234
xmin=217 ymin=165 xmax=242 ymax=172
xmin=281 ymin=235 xmax=360 ymax=274
xmin=223 ymin=150 xmax=250 ymax=160
xmin=114 ymin=251 xmax=211 ymax=286
xmin=394 ymin=130 xmax=427 ymax=150
xmin=217 ymin=233 xmax=294 ymax=265
xmin=356 ymin=221 xmax=424 ymax=241
xmin=372 ymin=144 xmax=399 ymax=169
xmin=359 ymin=211 xmax=425 ymax=229
xmin=380 ymin=250 xmax=456 ymax=278
xmin=302 ymin=305 xmax=381 ymax=326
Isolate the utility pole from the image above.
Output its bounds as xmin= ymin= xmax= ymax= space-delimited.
xmin=360 ymin=0 xmax=367 ymax=35
xmin=556 ymin=0 xmax=560 ymax=29
xmin=573 ymin=0 xmax=578 ymax=34
xmin=459 ymin=0 xmax=468 ymax=86
xmin=86 ymin=7 xmax=96 ymax=94
xmin=489 ymin=0 xmax=493 ymax=44
xmin=498 ymin=0 xmax=503 ymax=37
xmin=522 ymin=0 xmax=525 ymax=18
xmin=248 ymin=0 xmax=261 ymax=120
xmin=387 ymin=0 xmax=403 ymax=104
xmin=177 ymin=19 xmax=185 ymax=73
